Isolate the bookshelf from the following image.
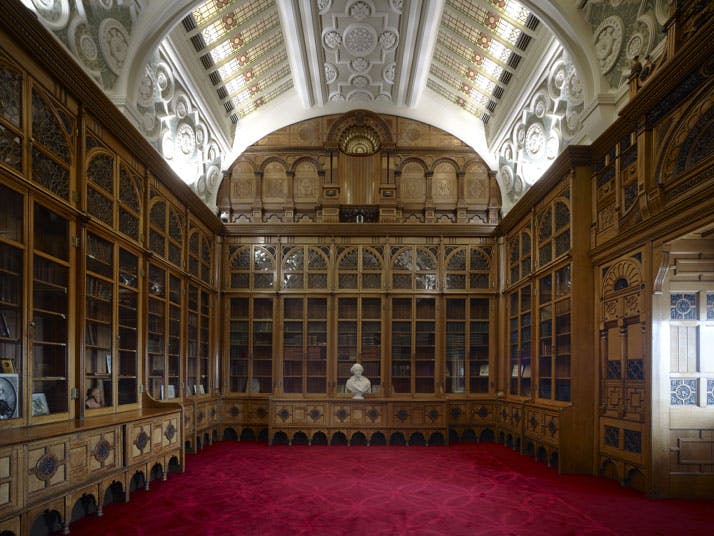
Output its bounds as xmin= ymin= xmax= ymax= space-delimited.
xmin=337 ymin=296 xmax=382 ymax=393
xmin=227 ymin=296 xmax=273 ymax=394
xmin=31 ymin=203 xmax=71 ymax=418
xmin=391 ymin=297 xmax=436 ymax=394
xmin=282 ymin=296 xmax=328 ymax=394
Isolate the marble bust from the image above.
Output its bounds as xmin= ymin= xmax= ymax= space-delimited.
xmin=345 ymin=363 xmax=371 ymax=399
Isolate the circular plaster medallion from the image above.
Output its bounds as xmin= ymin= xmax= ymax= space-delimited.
xmin=177 ymin=123 xmax=196 ymax=156
xmin=195 ymin=123 xmax=207 ymax=148
xmin=32 ymin=0 xmax=70 ymax=30
xmin=525 ymin=122 xmax=545 ymax=157
xmin=499 ymin=165 xmax=514 ymax=190
xmin=323 ymin=30 xmax=342 ymax=49
xmin=513 ymin=123 xmax=526 ymax=147
xmin=532 ymin=92 xmax=548 ymax=118
xmin=626 ymin=33 xmax=644 ymax=60
xmin=329 ymin=92 xmax=346 ymax=102
xmin=546 ymin=135 xmax=559 ymax=159
xmin=97 ymin=0 xmax=113 ymax=8
xmin=142 ymin=111 xmax=158 ymax=135
xmin=174 ymin=93 xmax=191 ymax=118
xmin=79 ymin=33 xmax=99 ymax=62
xmin=565 ymin=108 xmax=581 ymax=134
xmin=350 ymin=57 xmax=370 ymax=73
xmin=563 ymin=65 xmax=583 ymax=106
xmin=512 ymin=174 xmax=524 ymax=195
xmin=501 ymin=141 xmax=514 ymax=161
xmin=351 ymin=74 xmax=369 ymax=88
xmin=317 ymin=0 xmax=332 ymax=14
xmin=375 ymin=93 xmax=391 ymax=102
xmin=593 ymin=15 xmax=624 ymax=74
xmin=207 ymin=165 xmax=221 ymax=188
xmin=547 ymin=59 xmax=566 ymax=100
xmin=196 ymin=175 xmax=207 ymax=195
xmin=99 ymin=18 xmax=130 ymax=75
xmin=343 ymin=23 xmax=378 ymax=56
xmin=349 ymin=1 xmax=371 ymax=20
xmin=324 ymin=63 xmax=338 ymax=83
xmin=390 ymin=0 xmax=403 ymax=13
xmin=383 ymin=63 xmax=396 ymax=84
xmin=137 ymin=71 xmax=155 ymax=107
xmin=207 ymin=142 xmax=220 ymax=161
xmin=379 ymin=30 xmax=398 ymax=50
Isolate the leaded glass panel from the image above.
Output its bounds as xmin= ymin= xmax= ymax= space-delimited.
xmin=416 ymin=248 xmax=437 ymax=270
xmin=447 ymin=248 xmax=466 ymax=270
xmin=308 ymin=274 xmax=327 ymax=288
xmin=119 ymin=209 xmax=139 ymax=241
xmin=150 ymin=201 xmax=165 ymax=228
xmin=393 ymin=273 xmax=412 ymax=289
xmin=339 ymin=274 xmax=358 ymax=288
xmin=149 ymin=230 xmax=165 ymax=257
xmin=31 ymin=90 xmax=69 ymax=162
xmin=87 ymin=153 xmax=114 ymax=193
xmin=670 ymin=293 xmax=698 ymax=320
xmin=87 ymin=187 xmax=112 ymax=225
xmin=362 ymin=273 xmax=381 ymax=289
xmin=308 ymin=248 xmax=328 ymax=270
xmin=284 ymin=249 xmax=304 ymax=271
xmin=169 ymin=209 xmax=183 ymax=242
xmin=470 ymin=248 xmax=489 ymax=270
xmin=0 ymin=124 xmax=22 ymax=171
xmin=253 ymin=273 xmax=273 ymax=288
xmin=393 ymin=249 xmax=412 ymax=270
xmin=119 ymin=166 xmax=141 ymax=212
xmin=538 ymin=207 xmax=552 ymax=242
xmin=231 ymin=247 xmax=250 ymax=270
xmin=707 ymin=293 xmax=714 ymax=321
xmin=339 ymin=249 xmax=358 ymax=269
xmin=32 ymin=147 xmax=69 ymax=199
xmin=362 ymin=248 xmax=381 ymax=269
xmin=555 ymin=201 xmax=569 ymax=230
xmin=446 ymin=274 xmax=466 ymax=289
xmin=254 ymin=247 xmax=275 ymax=271
xmin=0 ymin=67 xmax=21 ymax=127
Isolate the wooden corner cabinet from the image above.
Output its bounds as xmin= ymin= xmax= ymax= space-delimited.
xmin=500 ymin=148 xmax=595 ymax=473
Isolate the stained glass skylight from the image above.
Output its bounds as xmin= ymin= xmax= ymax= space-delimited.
xmin=429 ymin=0 xmax=539 ymax=123
xmin=182 ymin=0 xmax=292 ymax=123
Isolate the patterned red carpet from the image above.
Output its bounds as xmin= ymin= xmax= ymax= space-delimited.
xmin=68 ymin=441 xmax=711 ymax=536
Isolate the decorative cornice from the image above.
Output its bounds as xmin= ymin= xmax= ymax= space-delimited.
xmin=223 ymin=223 xmax=498 ymax=238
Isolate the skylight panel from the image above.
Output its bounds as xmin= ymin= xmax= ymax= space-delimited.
xmin=481 ymin=58 xmax=503 ymax=79
xmin=474 ymin=74 xmax=495 ymax=93
xmin=489 ymin=40 xmax=510 ymax=62
xmin=218 ymin=59 xmax=241 ymax=79
xmin=503 ymin=1 xmax=529 ymax=25
xmin=496 ymin=19 xmax=520 ymax=44
xmin=192 ymin=1 xmax=222 ymax=25
xmin=210 ymin=41 xmax=233 ymax=64
xmin=201 ymin=20 xmax=227 ymax=46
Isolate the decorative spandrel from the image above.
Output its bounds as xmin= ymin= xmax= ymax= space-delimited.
xmin=0 ymin=66 xmax=22 ymax=127
xmin=31 ymin=89 xmax=70 ymax=163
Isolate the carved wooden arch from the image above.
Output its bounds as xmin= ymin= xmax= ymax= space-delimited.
xmin=258 ymin=156 xmax=290 ymax=174
xmin=602 ymin=258 xmax=643 ymax=297
xmin=396 ymin=156 xmax=429 ymax=174
xmin=324 ymin=109 xmax=395 ymax=151
xmin=430 ymin=157 xmax=460 ymax=174
xmin=289 ymin=155 xmax=324 ymax=174
xmin=656 ymin=79 xmax=714 ymax=185
xmin=118 ymin=162 xmax=144 ymax=210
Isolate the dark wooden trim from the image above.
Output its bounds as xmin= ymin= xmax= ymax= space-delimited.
xmin=223 ymin=222 xmax=498 ymax=237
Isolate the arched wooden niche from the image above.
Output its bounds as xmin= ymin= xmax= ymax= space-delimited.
xmin=218 ymin=110 xmax=500 ymax=225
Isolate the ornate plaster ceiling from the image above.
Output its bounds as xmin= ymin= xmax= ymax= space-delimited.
xmin=21 ymin=0 xmax=673 ymax=213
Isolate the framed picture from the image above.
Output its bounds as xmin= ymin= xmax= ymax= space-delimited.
xmin=105 ymin=353 xmax=112 ymax=374
xmin=198 ymin=384 xmax=205 ymax=395
xmin=167 ymin=384 xmax=175 ymax=399
xmin=1 ymin=358 xmax=14 ymax=374
xmin=0 ymin=374 xmax=19 ymax=419
xmin=32 ymin=392 xmax=49 ymax=416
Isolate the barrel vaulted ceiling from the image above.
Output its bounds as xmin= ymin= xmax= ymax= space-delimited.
xmin=21 ymin=0 xmax=672 ymax=213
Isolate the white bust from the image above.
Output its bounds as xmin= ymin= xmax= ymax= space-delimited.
xmin=345 ymin=363 xmax=370 ymax=399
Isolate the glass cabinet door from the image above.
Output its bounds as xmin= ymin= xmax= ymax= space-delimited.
xmin=537 ymin=265 xmax=571 ymax=402
xmin=147 ymin=264 xmax=166 ymax=399
xmin=469 ymin=298 xmax=490 ymax=393
xmin=187 ymin=283 xmax=211 ymax=397
xmin=0 ymin=183 xmax=24 ymax=421
xmin=117 ymin=249 xmax=138 ymax=405
xmin=509 ymin=284 xmax=532 ymax=397
xmin=84 ymin=232 xmax=114 ymax=409
xmin=228 ymin=296 xmax=273 ymax=394
xmin=168 ymin=274 xmax=182 ymax=396
xmin=31 ymin=203 xmax=70 ymax=418
xmin=391 ymin=297 xmax=436 ymax=394
xmin=282 ymin=297 xmax=327 ymax=395
xmin=337 ymin=297 xmax=382 ymax=394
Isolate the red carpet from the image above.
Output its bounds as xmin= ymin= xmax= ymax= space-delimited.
xmin=68 ymin=441 xmax=712 ymax=535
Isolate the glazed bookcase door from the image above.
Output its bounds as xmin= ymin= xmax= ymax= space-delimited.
xmin=537 ymin=264 xmax=571 ymax=402
xmin=336 ymin=296 xmax=382 ymax=394
xmin=146 ymin=263 xmax=182 ymax=400
xmin=227 ymin=296 xmax=273 ymax=394
xmin=30 ymin=202 xmax=73 ymax=420
xmin=84 ymin=232 xmax=114 ymax=410
xmin=390 ymin=297 xmax=436 ymax=395
xmin=187 ymin=283 xmax=211 ymax=397
xmin=0 ymin=181 xmax=24 ymax=422
xmin=509 ymin=284 xmax=532 ymax=397
xmin=444 ymin=297 xmax=491 ymax=395
xmin=117 ymin=248 xmax=139 ymax=405
xmin=282 ymin=296 xmax=328 ymax=395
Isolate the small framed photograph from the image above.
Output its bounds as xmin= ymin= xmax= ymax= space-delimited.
xmin=105 ymin=354 xmax=112 ymax=374
xmin=32 ymin=392 xmax=49 ymax=416
xmin=198 ymin=384 xmax=205 ymax=395
xmin=0 ymin=374 xmax=19 ymax=419
xmin=167 ymin=384 xmax=175 ymax=399
xmin=1 ymin=359 xmax=14 ymax=374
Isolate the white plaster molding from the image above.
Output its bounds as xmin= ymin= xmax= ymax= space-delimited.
xmin=278 ymin=0 xmax=314 ymax=108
